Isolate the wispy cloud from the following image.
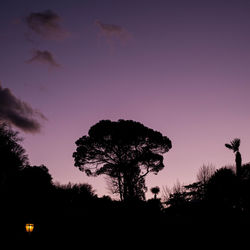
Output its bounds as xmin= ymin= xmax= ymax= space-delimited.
xmin=0 ymin=83 xmax=46 ymax=133
xmin=95 ymin=20 xmax=131 ymax=45
xmin=26 ymin=50 xmax=60 ymax=68
xmin=25 ymin=10 xmax=69 ymax=40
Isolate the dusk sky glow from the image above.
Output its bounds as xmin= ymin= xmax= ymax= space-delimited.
xmin=1 ymin=0 xmax=250 ymax=198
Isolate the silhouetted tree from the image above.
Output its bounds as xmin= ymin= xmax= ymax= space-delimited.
xmin=241 ymin=163 xmax=250 ymax=180
xmin=196 ymin=164 xmax=216 ymax=185
xmin=0 ymin=123 xmax=28 ymax=191
xmin=106 ymin=174 xmax=147 ymax=200
xmin=18 ymin=165 xmax=53 ymax=191
xmin=164 ymin=181 xmax=187 ymax=208
xmin=73 ymin=119 xmax=172 ymax=201
xmin=16 ymin=165 xmax=53 ymax=213
xmin=185 ymin=164 xmax=216 ymax=201
xmin=54 ymin=182 xmax=96 ymax=206
xmin=207 ymin=167 xmax=238 ymax=210
xmin=184 ymin=181 xmax=203 ymax=202
xmin=225 ymin=138 xmax=242 ymax=177
xmin=151 ymin=186 xmax=160 ymax=199
xmin=235 ymin=163 xmax=250 ymax=213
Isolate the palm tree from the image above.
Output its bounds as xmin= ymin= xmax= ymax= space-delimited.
xmin=225 ymin=138 xmax=242 ymax=177
xmin=150 ymin=186 xmax=160 ymax=199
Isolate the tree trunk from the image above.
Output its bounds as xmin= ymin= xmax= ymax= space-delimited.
xmin=123 ymin=171 xmax=136 ymax=201
xmin=235 ymin=151 xmax=242 ymax=177
xmin=117 ymin=173 xmax=123 ymax=201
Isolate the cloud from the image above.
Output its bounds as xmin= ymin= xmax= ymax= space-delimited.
xmin=95 ymin=20 xmax=131 ymax=44
xmin=0 ymin=84 xmax=46 ymax=133
xmin=25 ymin=10 xmax=69 ymax=40
xmin=26 ymin=50 xmax=60 ymax=68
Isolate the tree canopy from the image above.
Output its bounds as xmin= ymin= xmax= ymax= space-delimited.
xmin=225 ymin=138 xmax=242 ymax=177
xmin=0 ymin=122 xmax=28 ymax=189
xmin=73 ymin=119 xmax=172 ymax=201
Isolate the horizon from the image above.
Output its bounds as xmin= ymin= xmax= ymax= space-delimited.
xmin=1 ymin=0 xmax=250 ymax=199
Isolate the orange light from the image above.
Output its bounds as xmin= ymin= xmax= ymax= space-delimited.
xmin=25 ymin=223 xmax=34 ymax=233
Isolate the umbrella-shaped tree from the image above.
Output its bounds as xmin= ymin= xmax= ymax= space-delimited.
xmin=73 ymin=119 xmax=172 ymax=201
xmin=150 ymin=186 xmax=160 ymax=199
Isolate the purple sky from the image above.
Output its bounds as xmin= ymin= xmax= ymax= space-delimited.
xmin=1 ymin=0 xmax=250 ymax=198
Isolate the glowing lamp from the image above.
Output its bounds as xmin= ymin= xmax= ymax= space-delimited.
xmin=25 ymin=223 xmax=34 ymax=233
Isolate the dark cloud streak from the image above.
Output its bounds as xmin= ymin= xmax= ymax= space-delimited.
xmin=26 ymin=50 xmax=60 ymax=68
xmin=95 ymin=20 xmax=131 ymax=44
xmin=0 ymin=84 xmax=46 ymax=133
xmin=25 ymin=10 xmax=69 ymax=40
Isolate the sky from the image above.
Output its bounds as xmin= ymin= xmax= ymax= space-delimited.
xmin=1 ymin=0 xmax=250 ymax=199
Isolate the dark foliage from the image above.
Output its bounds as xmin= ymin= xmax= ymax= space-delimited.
xmin=150 ymin=186 xmax=160 ymax=199
xmin=225 ymin=138 xmax=242 ymax=177
xmin=0 ymin=123 xmax=28 ymax=191
xmin=2 ymin=122 xmax=250 ymax=246
xmin=207 ymin=168 xmax=238 ymax=207
xmin=73 ymin=119 xmax=172 ymax=201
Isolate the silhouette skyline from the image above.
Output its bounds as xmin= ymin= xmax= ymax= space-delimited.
xmin=1 ymin=122 xmax=250 ymax=244
xmin=1 ymin=0 xmax=250 ymax=198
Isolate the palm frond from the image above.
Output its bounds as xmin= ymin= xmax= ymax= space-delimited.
xmin=225 ymin=138 xmax=241 ymax=152
xmin=225 ymin=143 xmax=233 ymax=150
xmin=231 ymin=138 xmax=240 ymax=152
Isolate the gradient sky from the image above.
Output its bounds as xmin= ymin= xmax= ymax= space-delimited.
xmin=1 ymin=0 xmax=250 ymax=199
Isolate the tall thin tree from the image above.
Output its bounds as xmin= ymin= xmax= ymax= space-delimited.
xmin=225 ymin=138 xmax=242 ymax=177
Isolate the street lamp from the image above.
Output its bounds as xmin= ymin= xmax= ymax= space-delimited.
xmin=25 ymin=223 xmax=34 ymax=233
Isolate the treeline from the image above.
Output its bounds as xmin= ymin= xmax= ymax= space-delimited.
xmin=162 ymin=164 xmax=250 ymax=225
xmin=1 ymin=165 xmax=164 ymax=242
xmin=0 ymin=123 xmax=162 ymax=242
xmin=1 ymin=121 xmax=250 ymax=244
